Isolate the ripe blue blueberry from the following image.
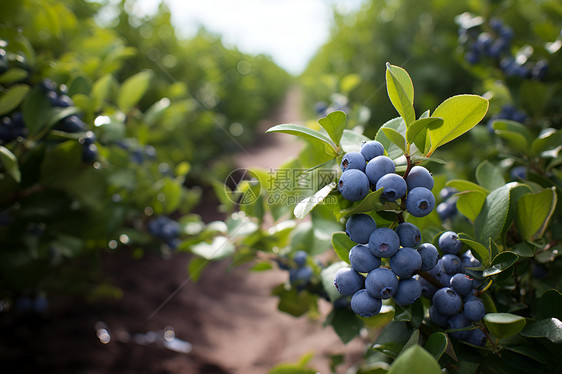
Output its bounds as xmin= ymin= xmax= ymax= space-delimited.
xmin=464 ymin=298 xmax=486 ymax=322
xmin=365 ymin=155 xmax=395 ymax=186
xmin=465 ymin=328 xmax=487 ymax=346
xmin=395 ymin=222 xmax=421 ymax=248
xmin=341 ymin=152 xmax=366 ymax=172
xmin=376 ymin=173 xmax=407 ymax=201
xmin=349 ymin=244 xmax=381 ymax=273
xmin=393 ymin=277 xmax=422 ymax=306
xmin=351 ymin=289 xmax=382 ymax=317
xmin=365 ymin=267 xmax=399 ymax=299
xmin=389 ymin=247 xmax=422 ymax=278
xmin=334 ymin=267 xmax=364 ymax=296
xmin=406 ymin=166 xmax=434 ymax=191
xmin=338 ymin=169 xmax=370 ymax=202
xmin=405 ymin=187 xmax=435 ymax=217
xmin=460 ymin=251 xmax=481 ymax=271
xmin=439 ymin=231 xmax=463 ymax=254
xmin=82 ymin=143 xmax=98 ymax=163
xmin=417 ymin=243 xmax=439 ymax=272
xmin=369 ymin=227 xmax=400 ymax=258
xmin=293 ymin=250 xmax=308 ymax=267
xmin=290 ymin=266 xmax=313 ymax=286
xmin=433 ymin=287 xmax=462 ymax=316
xmin=429 ymin=305 xmax=448 ymax=327
xmin=441 ymin=254 xmax=462 ymax=275
xmin=447 ymin=313 xmax=470 ymax=341
xmin=360 ymin=140 xmax=385 ymax=161
xmin=450 ymin=273 xmax=474 ymax=296
xmin=437 ymin=199 xmax=457 ymax=221
xmin=418 ymin=276 xmax=438 ymax=298
xmin=345 ymin=214 xmax=377 ymax=244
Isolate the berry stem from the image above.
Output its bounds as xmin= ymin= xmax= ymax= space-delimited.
xmin=417 ymin=270 xmax=444 ymax=289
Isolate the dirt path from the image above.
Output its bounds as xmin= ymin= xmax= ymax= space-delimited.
xmin=2 ymin=86 xmax=366 ymax=374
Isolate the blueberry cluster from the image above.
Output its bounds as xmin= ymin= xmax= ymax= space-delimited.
xmin=458 ymin=16 xmax=548 ymax=80
xmin=338 ymin=140 xmax=435 ymax=218
xmin=422 ymin=231 xmax=487 ymax=346
xmin=148 ymin=216 xmax=182 ymax=249
xmin=0 ymin=112 xmax=27 ymax=145
xmin=436 ymin=187 xmax=458 ymax=221
xmin=486 ymin=104 xmax=528 ymax=131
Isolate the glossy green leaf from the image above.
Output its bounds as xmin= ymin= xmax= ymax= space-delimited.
xmin=446 ymin=179 xmax=489 ymax=194
xmin=321 ymin=261 xmax=348 ymax=302
xmin=318 ymin=110 xmax=347 ymax=145
xmin=327 ymin=307 xmax=364 ymax=344
xmin=118 ymin=70 xmax=153 ymax=113
xmin=339 ymin=189 xmax=384 ymax=217
xmin=539 ymin=289 xmax=562 ymax=320
xmin=144 ymin=97 xmax=171 ymax=126
xmin=427 ymin=95 xmax=488 ymax=155
xmin=269 ymin=365 xmax=317 ymax=374
xmin=520 ymin=318 xmax=562 ymax=344
xmin=45 ymin=106 xmax=82 ymax=130
xmin=492 ymin=119 xmax=532 ymax=146
xmin=424 ymin=332 xmax=448 ymax=360
xmin=340 ymin=129 xmax=371 ymax=153
xmin=266 ymin=124 xmax=337 ymax=156
xmin=381 ymin=127 xmax=406 ymax=153
xmin=190 ymin=235 xmax=235 ymax=260
xmin=531 ymin=129 xmax=562 ymax=156
xmin=456 ymin=191 xmax=487 ymax=221
xmin=375 ymin=117 xmax=406 ymax=160
xmin=458 ymin=236 xmax=490 ymax=265
xmin=483 ymin=251 xmax=518 ymax=277
xmin=406 ymin=117 xmax=442 ymax=146
xmin=331 ymin=231 xmax=355 ymax=264
xmin=386 ymin=63 xmax=415 ymax=126
xmin=68 ymin=74 xmax=92 ymax=96
xmin=476 ymin=161 xmax=505 ymax=191
xmin=373 ymin=342 xmax=403 ymax=358
xmin=484 ymin=313 xmax=526 ymax=339
xmin=0 ymin=145 xmax=20 ymax=182
xmin=516 ymin=187 xmax=557 ymax=241
xmin=22 ymin=86 xmax=52 ymax=136
xmin=0 ymin=84 xmax=30 ymax=116
xmin=400 ymin=329 xmax=420 ymax=354
xmin=187 ymin=256 xmax=208 ymax=282
xmin=474 ymin=183 xmax=516 ymax=244
xmin=92 ymin=74 xmax=118 ymax=108
xmin=40 ymin=140 xmax=82 ymax=183
xmin=388 ymin=345 xmax=441 ymax=374
xmin=0 ymin=68 xmax=28 ymax=84
xmin=294 ymin=182 xmax=337 ymax=220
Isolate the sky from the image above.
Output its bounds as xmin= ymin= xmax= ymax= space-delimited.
xmin=131 ymin=0 xmax=364 ymax=75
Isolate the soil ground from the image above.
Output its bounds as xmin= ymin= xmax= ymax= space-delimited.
xmin=0 ymin=86 xmax=367 ymax=374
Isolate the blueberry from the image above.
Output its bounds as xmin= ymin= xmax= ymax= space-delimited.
xmin=437 ymin=199 xmax=457 ymax=220
xmin=418 ymin=276 xmax=438 ymax=298
xmin=341 ymin=152 xmax=366 ymax=173
xmin=56 ymin=115 xmax=86 ymax=133
xmin=510 ymin=166 xmax=527 ymax=180
xmin=439 ymin=231 xmax=463 ymax=254
xmin=293 ymin=250 xmax=308 ymax=267
xmin=338 ymin=169 xmax=370 ymax=202
xmin=406 ymin=166 xmax=434 ymax=191
xmin=531 ymin=60 xmax=548 ymax=80
xmin=360 ymin=140 xmax=385 ymax=161
xmin=314 ymin=101 xmax=328 ymax=114
xmin=417 ymin=243 xmax=439 ymax=271
xmin=389 ymin=247 xmax=422 ymax=278
xmin=349 ymin=244 xmax=381 ymax=273
xmin=290 ymin=266 xmax=313 ymax=286
xmin=365 ymin=267 xmax=398 ymax=299
xmin=429 ymin=304 xmax=448 ymax=327
xmin=405 ymin=187 xmax=435 ymax=217
xmin=393 ymin=277 xmax=422 ymax=306
xmin=464 ymin=298 xmax=485 ymax=321
xmin=465 ymin=328 xmax=487 ymax=346
xmin=365 ymin=155 xmax=395 ymax=186
xmin=395 ymin=222 xmax=421 ymax=248
xmin=82 ymin=143 xmax=98 ymax=163
xmin=345 ymin=214 xmax=377 ymax=244
xmin=369 ymin=227 xmax=400 ymax=258
xmin=55 ymin=95 xmax=73 ymax=107
xmin=460 ymin=251 xmax=481 ymax=270
xmin=351 ymin=289 xmax=382 ymax=317
xmin=447 ymin=313 xmax=470 ymax=340
xmin=334 ymin=267 xmax=364 ymax=296
xmin=433 ymin=287 xmax=462 ymax=316
xmin=439 ymin=187 xmax=457 ymax=201
xmin=80 ymin=131 xmax=96 ymax=145
xmin=450 ymin=273 xmax=473 ymax=296
xmin=376 ymin=173 xmax=407 ymax=201
xmin=531 ymin=264 xmax=548 ymax=279
xmin=476 ymin=32 xmax=493 ymax=54
xmin=441 ymin=254 xmax=462 ymax=275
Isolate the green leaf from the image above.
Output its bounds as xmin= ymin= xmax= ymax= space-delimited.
xmin=375 ymin=117 xmax=406 ymax=160
xmin=44 ymin=106 xmax=82 ymax=132
xmin=187 ymin=256 xmax=208 ymax=282
xmin=531 ymin=129 xmax=562 ymax=156
xmin=68 ymin=74 xmax=92 ymax=96
xmin=331 ymin=231 xmax=355 ymax=264
xmin=118 ymin=70 xmax=152 ymax=113
xmin=458 ymin=236 xmax=490 ymax=266
xmin=22 ymin=87 xmax=52 ymax=136
xmin=40 ymin=140 xmax=82 ymax=183
xmin=483 ymin=251 xmax=518 ymax=277
xmin=269 ymin=364 xmax=317 ymax=374
xmin=0 ymin=145 xmax=20 ymax=182
xmin=446 ymin=179 xmax=489 ymax=194
xmin=381 ymin=127 xmax=406 ymax=153
xmin=427 ymin=95 xmax=489 ymax=156
xmin=318 ymin=110 xmax=347 ymax=145
xmin=424 ymin=332 xmax=448 ymax=360
xmin=340 ymin=129 xmax=371 ymax=153
xmin=266 ymin=124 xmax=337 ymax=156
xmin=400 ymin=329 xmax=420 ymax=354
xmin=456 ymin=191 xmax=487 ymax=221
xmin=294 ymin=182 xmax=337 ymax=220
xmin=406 ymin=117 xmax=442 ymax=147
xmin=92 ymin=74 xmax=118 ymax=108
xmin=373 ymin=342 xmax=403 ymax=358
xmin=327 ymin=307 xmax=364 ymax=344
xmin=339 ymin=189 xmax=385 ymax=217
xmin=520 ymin=318 xmax=562 ymax=344
xmin=190 ymin=236 xmax=235 ymax=260
xmin=386 ymin=63 xmax=415 ymax=126
xmin=476 ymin=161 xmax=505 ymax=191
xmin=516 ymin=187 xmax=557 ymax=241
xmin=144 ymin=97 xmax=171 ymax=126
xmin=321 ymin=261 xmax=348 ymax=302
xmin=491 ymin=119 xmax=532 ymax=146
xmin=0 ymin=84 xmax=30 ymax=115
xmin=539 ymin=289 xmax=562 ymax=320
xmin=474 ymin=183 xmax=516 ymax=244
xmin=0 ymin=68 xmax=28 ymax=84
xmin=388 ymin=345 xmax=441 ymax=374
xmin=484 ymin=313 xmax=526 ymax=339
